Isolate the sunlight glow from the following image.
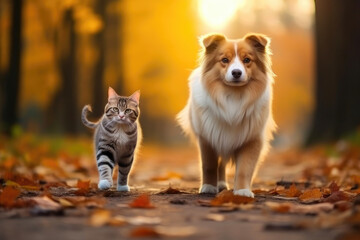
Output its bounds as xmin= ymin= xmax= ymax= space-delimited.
xmin=198 ymin=0 xmax=244 ymax=28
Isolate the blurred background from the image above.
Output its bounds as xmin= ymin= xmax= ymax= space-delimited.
xmin=0 ymin=0 xmax=359 ymax=148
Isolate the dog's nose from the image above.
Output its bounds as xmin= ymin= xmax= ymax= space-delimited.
xmin=232 ymin=69 xmax=242 ymax=79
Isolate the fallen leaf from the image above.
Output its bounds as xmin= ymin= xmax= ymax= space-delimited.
xmin=155 ymin=226 xmax=196 ymax=237
xmin=30 ymin=196 xmax=63 ymax=216
xmin=211 ymin=190 xmax=255 ymax=206
xmin=63 ymin=196 xmax=106 ymax=208
xmin=265 ymin=201 xmax=334 ymax=215
xmin=299 ymin=188 xmax=323 ymax=203
xmin=279 ymin=183 xmax=302 ymax=197
xmin=126 ymin=216 xmax=162 ymax=225
xmin=129 ymin=194 xmax=155 ymax=208
xmin=0 ymin=186 xmax=21 ymax=208
xmin=130 ymin=226 xmax=160 ymax=238
xmin=265 ymin=202 xmax=291 ymax=213
xmin=328 ymin=181 xmax=340 ymax=193
xmin=108 ymin=215 xmax=127 ymax=226
xmin=89 ymin=209 xmax=111 ymax=227
xmin=158 ymin=186 xmax=183 ymax=194
xmin=203 ymin=214 xmax=225 ymax=222
xmin=58 ymin=198 xmax=75 ymax=208
xmin=322 ymin=191 xmax=351 ymax=203
xmin=76 ymin=179 xmax=91 ymax=195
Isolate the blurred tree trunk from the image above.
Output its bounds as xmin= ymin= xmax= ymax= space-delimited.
xmin=47 ymin=8 xmax=78 ymax=134
xmin=307 ymin=0 xmax=360 ymax=145
xmin=1 ymin=0 xmax=23 ymax=135
xmin=92 ymin=0 xmax=107 ymax=118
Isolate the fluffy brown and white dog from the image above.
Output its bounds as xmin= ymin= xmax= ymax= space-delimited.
xmin=177 ymin=33 xmax=276 ymax=197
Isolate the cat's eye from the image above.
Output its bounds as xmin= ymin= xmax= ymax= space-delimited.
xmin=112 ymin=107 xmax=119 ymax=113
xmin=221 ymin=58 xmax=229 ymax=63
xmin=125 ymin=109 xmax=132 ymax=115
xmin=243 ymin=58 xmax=251 ymax=64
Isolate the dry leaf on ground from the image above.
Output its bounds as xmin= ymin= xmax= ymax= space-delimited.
xmin=130 ymin=226 xmax=160 ymax=238
xmin=279 ymin=183 xmax=302 ymax=197
xmin=322 ymin=191 xmax=351 ymax=203
xmin=299 ymin=188 xmax=323 ymax=203
xmin=203 ymin=214 xmax=225 ymax=222
xmin=158 ymin=186 xmax=183 ymax=194
xmin=89 ymin=209 xmax=111 ymax=227
xmin=129 ymin=194 xmax=155 ymax=208
xmin=75 ymin=180 xmax=91 ymax=195
xmin=31 ymin=195 xmax=63 ymax=216
xmin=211 ymin=190 xmax=255 ymax=206
xmin=0 ymin=186 xmax=21 ymax=208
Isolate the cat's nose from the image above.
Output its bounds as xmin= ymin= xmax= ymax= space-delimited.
xmin=119 ymin=115 xmax=125 ymax=119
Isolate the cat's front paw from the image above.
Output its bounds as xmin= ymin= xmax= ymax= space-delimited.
xmin=98 ymin=180 xmax=112 ymax=190
xmin=233 ymin=189 xmax=254 ymax=198
xmin=199 ymin=184 xmax=217 ymax=194
xmin=117 ymin=185 xmax=130 ymax=192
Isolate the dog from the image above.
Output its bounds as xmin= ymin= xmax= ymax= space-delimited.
xmin=177 ymin=33 xmax=276 ymax=197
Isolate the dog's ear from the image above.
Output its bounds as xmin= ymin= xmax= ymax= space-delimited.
xmin=245 ymin=33 xmax=271 ymax=53
xmin=200 ymin=33 xmax=226 ymax=53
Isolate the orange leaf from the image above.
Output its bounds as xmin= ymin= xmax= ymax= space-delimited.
xmin=158 ymin=186 xmax=183 ymax=194
xmin=129 ymin=194 xmax=155 ymax=208
xmin=89 ymin=209 xmax=111 ymax=227
xmin=210 ymin=190 xmax=255 ymax=206
xmin=299 ymin=188 xmax=323 ymax=203
xmin=76 ymin=180 xmax=90 ymax=195
xmin=322 ymin=191 xmax=350 ymax=203
xmin=0 ymin=186 xmax=21 ymax=208
xmin=279 ymin=184 xmax=302 ymax=197
xmin=328 ymin=181 xmax=340 ymax=193
xmin=130 ymin=226 xmax=160 ymax=238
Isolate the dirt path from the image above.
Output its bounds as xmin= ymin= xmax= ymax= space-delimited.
xmin=0 ymin=142 xmax=359 ymax=239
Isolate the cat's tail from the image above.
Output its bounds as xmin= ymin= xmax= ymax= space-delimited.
xmin=81 ymin=105 xmax=98 ymax=129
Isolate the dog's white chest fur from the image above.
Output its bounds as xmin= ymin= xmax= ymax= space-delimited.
xmin=188 ymin=68 xmax=270 ymax=157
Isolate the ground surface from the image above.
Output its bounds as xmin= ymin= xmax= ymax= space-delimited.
xmin=0 ymin=136 xmax=360 ymax=239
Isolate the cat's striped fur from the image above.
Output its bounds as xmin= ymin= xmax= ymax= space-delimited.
xmin=82 ymin=87 xmax=141 ymax=191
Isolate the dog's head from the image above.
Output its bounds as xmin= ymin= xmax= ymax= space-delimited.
xmin=200 ymin=33 xmax=273 ymax=89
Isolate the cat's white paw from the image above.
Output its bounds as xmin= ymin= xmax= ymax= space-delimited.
xmin=233 ymin=189 xmax=254 ymax=198
xmin=200 ymin=184 xmax=217 ymax=194
xmin=117 ymin=185 xmax=130 ymax=192
xmin=217 ymin=181 xmax=228 ymax=192
xmin=98 ymin=180 xmax=112 ymax=190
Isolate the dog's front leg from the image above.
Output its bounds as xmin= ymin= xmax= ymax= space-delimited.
xmin=233 ymin=139 xmax=263 ymax=198
xmin=199 ymin=136 xmax=218 ymax=194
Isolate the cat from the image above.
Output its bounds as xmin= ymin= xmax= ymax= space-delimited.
xmin=81 ymin=87 xmax=142 ymax=191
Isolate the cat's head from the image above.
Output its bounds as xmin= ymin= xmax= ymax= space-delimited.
xmin=104 ymin=87 xmax=140 ymax=125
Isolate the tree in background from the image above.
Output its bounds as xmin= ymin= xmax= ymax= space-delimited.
xmin=307 ymin=0 xmax=360 ymax=144
xmin=1 ymin=0 xmax=23 ymax=135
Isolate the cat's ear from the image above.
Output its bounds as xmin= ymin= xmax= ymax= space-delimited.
xmin=108 ymin=87 xmax=119 ymax=101
xmin=130 ymin=90 xmax=140 ymax=104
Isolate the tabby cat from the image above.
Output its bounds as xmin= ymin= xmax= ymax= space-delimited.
xmin=81 ymin=87 xmax=141 ymax=191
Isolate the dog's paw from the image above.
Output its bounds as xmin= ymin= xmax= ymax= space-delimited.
xmin=117 ymin=185 xmax=130 ymax=192
xmin=98 ymin=180 xmax=112 ymax=190
xmin=200 ymin=184 xmax=218 ymax=194
xmin=233 ymin=189 xmax=254 ymax=198
xmin=217 ymin=181 xmax=228 ymax=192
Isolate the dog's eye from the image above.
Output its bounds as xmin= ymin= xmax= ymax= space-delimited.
xmin=243 ymin=58 xmax=251 ymax=64
xmin=221 ymin=58 xmax=229 ymax=63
